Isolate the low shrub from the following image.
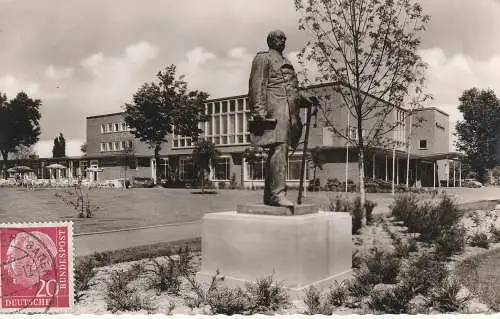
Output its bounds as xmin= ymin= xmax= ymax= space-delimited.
xmin=424 ymin=276 xmax=471 ymax=313
xmin=490 ymin=225 xmax=500 ymax=243
xmin=434 ymin=195 xmax=462 ymax=230
xmin=390 ymin=193 xmax=419 ymax=221
xmin=92 ymin=251 xmax=112 ymax=267
xmin=324 ymin=281 xmax=348 ymax=308
xmin=183 ymin=270 xmax=289 ymax=315
xmin=229 ymin=173 xmax=238 ymax=189
xmin=142 ymin=257 xmax=181 ymax=295
xmin=352 ymin=250 xmax=362 ymax=269
xmin=206 ymin=286 xmax=249 ymax=315
xmin=324 ymin=178 xmax=341 ymax=191
xmin=368 ymin=283 xmax=414 ymax=314
xmin=75 ymin=257 xmax=96 ymax=303
xmin=245 ymin=274 xmax=290 ymax=314
xmin=329 ymin=194 xmax=353 ymax=212
xmin=302 ymin=281 xmax=349 ymax=315
xmin=346 ymin=270 xmax=373 ymax=299
xmin=303 ymin=286 xmax=325 ymax=315
xmin=435 ymin=225 xmax=467 ymax=258
xmin=391 ymin=195 xmax=461 ymax=244
xmin=398 ymin=251 xmax=448 ymax=296
xmin=307 ymin=178 xmax=321 ymax=192
xmin=105 ymin=269 xmax=155 ymax=313
xmin=363 ymin=247 xmax=401 ymax=285
xmin=364 ymin=200 xmax=377 ymax=225
xmin=393 ymin=235 xmax=418 ymax=259
xmin=469 ymin=232 xmax=490 ymax=249
xmin=330 ymin=195 xmax=374 ymax=234
xmin=183 ymin=268 xmax=223 ymax=310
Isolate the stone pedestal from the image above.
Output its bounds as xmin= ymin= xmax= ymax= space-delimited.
xmin=197 ymin=211 xmax=352 ymax=296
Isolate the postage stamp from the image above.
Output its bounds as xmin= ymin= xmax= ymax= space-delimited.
xmin=0 ymin=222 xmax=73 ymax=313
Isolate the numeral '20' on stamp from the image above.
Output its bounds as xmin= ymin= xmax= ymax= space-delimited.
xmin=0 ymin=222 xmax=73 ymax=313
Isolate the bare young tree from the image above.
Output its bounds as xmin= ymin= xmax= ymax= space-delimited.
xmin=295 ymin=0 xmax=431 ymax=221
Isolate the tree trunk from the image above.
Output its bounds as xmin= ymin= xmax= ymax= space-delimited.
xmin=1 ymin=150 xmax=8 ymax=179
xmin=154 ymin=145 xmax=161 ymax=185
xmin=406 ymin=114 xmax=413 ymax=188
xmin=358 ymin=147 xmax=366 ymax=225
xmin=201 ymin=169 xmax=205 ymax=194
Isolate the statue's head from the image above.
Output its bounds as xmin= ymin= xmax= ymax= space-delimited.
xmin=267 ymin=30 xmax=287 ymax=53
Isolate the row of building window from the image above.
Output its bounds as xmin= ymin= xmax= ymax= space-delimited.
xmin=100 ymin=140 xmax=133 ymax=152
xmin=172 ymin=97 xmax=251 ymax=149
xmin=100 ymin=122 xmax=130 ymax=134
xmin=178 ymin=155 xmax=305 ymax=181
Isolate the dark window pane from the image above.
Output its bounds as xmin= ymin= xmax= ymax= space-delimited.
xmin=215 ymin=158 xmax=229 ymax=180
xmin=214 ymin=117 xmax=220 ymax=135
xmin=222 ymin=101 xmax=227 ymax=113
xmin=237 ymin=99 xmax=244 ymax=111
xmin=221 ymin=115 xmax=227 ymax=134
xmin=230 ymin=100 xmax=235 ymax=112
xmin=215 ymin=102 xmax=220 ymax=114
xmin=229 ymin=114 xmax=235 ymax=133
xmin=288 ymin=159 xmax=302 ymax=180
xmin=237 ymin=113 xmax=244 ymax=133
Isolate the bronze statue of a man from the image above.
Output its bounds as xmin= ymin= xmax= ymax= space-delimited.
xmin=248 ymin=30 xmax=313 ymax=207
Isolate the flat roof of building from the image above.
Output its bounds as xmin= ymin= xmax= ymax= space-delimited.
xmin=86 ymin=112 xmax=124 ymax=120
xmin=420 ymin=107 xmax=449 ymax=117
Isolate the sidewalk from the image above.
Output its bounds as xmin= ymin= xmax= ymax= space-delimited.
xmin=75 ymin=221 xmax=201 ymax=256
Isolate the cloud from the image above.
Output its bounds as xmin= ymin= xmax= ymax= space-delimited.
xmin=45 ymin=65 xmax=74 ymax=80
xmin=0 ymin=75 xmax=41 ymax=98
xmin=177 ymin=46 xmax=253 ymax=98
xmin=420 ymin=47 xmax=500 ymax=150
xmin=33 ymin=139 xmax=85 ymax=158
xmin=76 ymin=41 xmax=160 ymax=115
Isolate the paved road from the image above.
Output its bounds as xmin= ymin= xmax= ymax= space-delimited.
xmin=75 ymin=221 xmax=201 ymax=256
xmin=74 ymin=187 xmax=500 ymax=256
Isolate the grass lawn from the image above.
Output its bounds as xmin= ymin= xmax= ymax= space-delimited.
xmin=456 ymin=248 xmax=500 ymax=311
xmin=1 ymin=186 xmax=478 ymax=235
xmin=2 ymin=187 xmax=382 ymax=234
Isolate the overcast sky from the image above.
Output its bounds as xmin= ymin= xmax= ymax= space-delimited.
xmin=1 ymin=0 xmax=499 ymax=157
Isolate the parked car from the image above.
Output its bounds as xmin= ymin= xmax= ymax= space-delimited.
xmin=462 ymin=179 xmax=483 ymax=188
xmin=130 ymin=176 xmax=155 ymax=188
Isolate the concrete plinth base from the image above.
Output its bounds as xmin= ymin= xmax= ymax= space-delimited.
xmin=197 ymin=211 xmax=352 ymax=297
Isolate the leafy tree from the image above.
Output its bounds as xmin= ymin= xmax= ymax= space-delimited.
xmin=80 ymin=142 xmax=88 ymax=155
xmin=243 ymin=146 xmax=264 ymax=190
xmin=0 ymin=91 xmax=42 ymax=161
xmin=491 ymin=165 xmax=500 ymax=185
xmin=52 ymin=133 xmax=66 ymax=158
xmin=124 ymin=65 xmax=209 ymax=183
xmin=308 ymin=146 xmax=326 ymax=182
xmin=192 ymin=139 xmax=220 ymax=193
xmin=119 ymin=145 xmax=136 ymax=181
xmin=295 ymin=0 xmax=431 ymax=222
xmin=12 ymin=145 xmax=37 ymax=160
xmin=455 ymin=88 xmax=500 ymax=183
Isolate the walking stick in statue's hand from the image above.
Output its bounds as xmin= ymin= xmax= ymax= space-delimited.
xmin=297 ymin=97 xmax=319 ymax=205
